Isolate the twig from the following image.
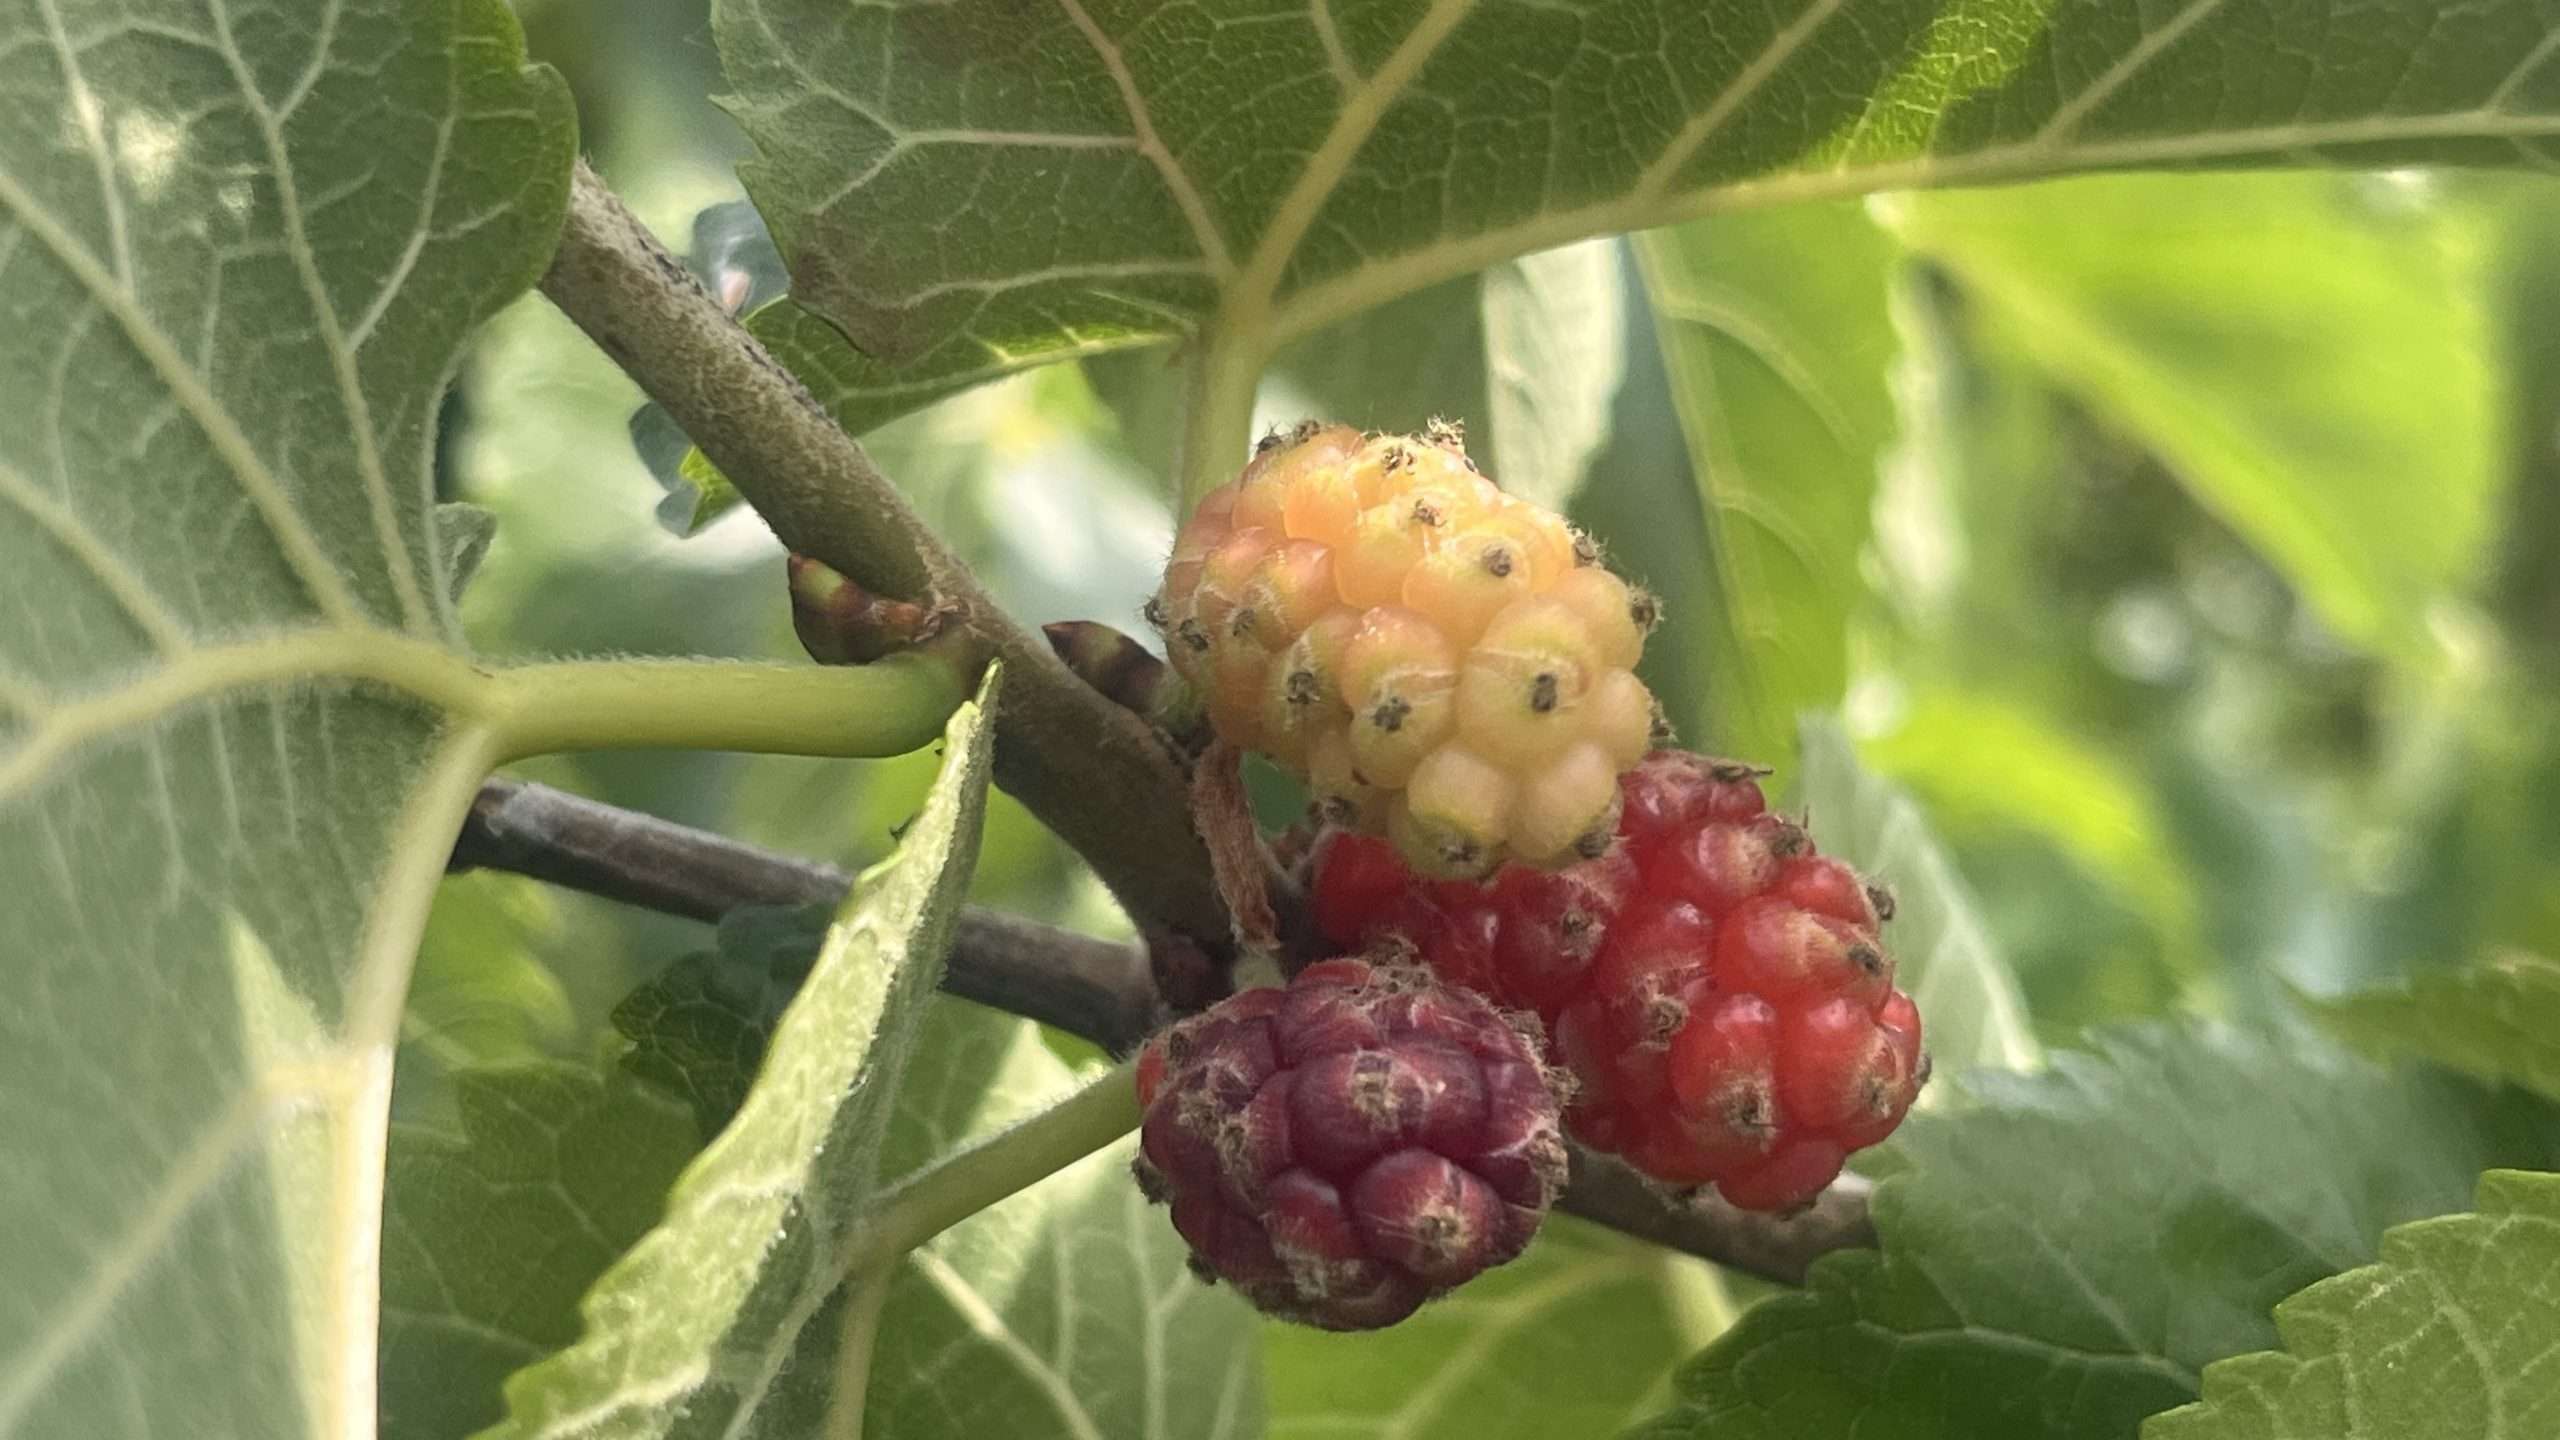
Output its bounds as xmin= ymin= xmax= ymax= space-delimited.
xmin=537 ymin=161 xmax=1227 ymax=949
xmin=448 ymin=776 xmax=1874 ymax=1286
xmin=1561 ymin=1149 xmax=1873 ymax=1287
xmin=450 ymin=777 xmax=1162 ymax=1055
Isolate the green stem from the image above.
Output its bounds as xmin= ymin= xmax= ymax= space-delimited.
xmin=852 ymin=1058 xmax=1142 ymax=1272
xmin=822 ymin=1277 xmax=895 ymax=1440
xmin=489 ymin=652 xmax=968 ymax=762
xmin=1180 ymin=323 xmax=1268 ymax=504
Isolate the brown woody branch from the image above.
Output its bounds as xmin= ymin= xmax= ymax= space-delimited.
xmin=448 ymin=775 xmax=1874 ymax=1285
xmin=449 ymin=776 xmax=1163 ymax=1056
xmin=537 ymin=161 xmax=1230 ymax=949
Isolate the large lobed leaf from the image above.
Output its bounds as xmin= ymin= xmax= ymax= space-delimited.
xmin=480 ymin=672 xmax=998 ymax=1439
xmin=715 ymin=0 xmax=2560 ymax=448
xmin=2143 ymin=1168 xmax=2560 ymax=1440
xmin=0 ymin=2 xmax=573 ymax=1436
xmin=1624 ymin=1027 xmax=2560 ymax=1440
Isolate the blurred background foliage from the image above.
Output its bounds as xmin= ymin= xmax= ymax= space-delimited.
xmin=417 ymin=0 xmax=2560 ymax=1400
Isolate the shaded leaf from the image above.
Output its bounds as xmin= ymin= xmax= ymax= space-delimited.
xmin=0 ymin=3 xmax=573 ymax=1434
xmin=1627 ymin=1027 xmax=2560 ymax=1440
xmin=1637 ymin=202 xmax=1901 ymax=765
xmin=437 ymin=503 xmax=502 ymax=602
xmin=1795 ymin=718 xmax=2042 ymax=1078
xmin=2312 ymin=952 xmax=2560 ymax=1106
xmin=402 ymin=872 xmax=578 ymax=1073
xmin=2146 ymin=1168 xmax=2560 ymax=1440
xmin=585 ymin=916 xmax=1259 ymax=1437
xmin=481 ymin=672 xmax=999 ymax=1439
xmin=381 ymin=1066 xmax=700 ymax=1440
xmin=610 ymin=902 xmax=834 ymax=1137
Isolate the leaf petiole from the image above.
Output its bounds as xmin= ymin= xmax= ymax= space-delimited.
xmin=850 ymin=1056 xmax=1144 ymax=1275
xmin=488 ymin=650 xmax=970 ymax=762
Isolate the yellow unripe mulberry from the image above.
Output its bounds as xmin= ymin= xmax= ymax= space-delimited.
xmin=1506 ymin=741 xmax=1621 ymax=867
xmin=1149 ymin=421 xmax=1662 ymax=875
xmin=1393 ymin=746 xmax=1515 ymax=880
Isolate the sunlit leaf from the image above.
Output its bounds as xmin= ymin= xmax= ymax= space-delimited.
xmin=2146 ymin=1169 xmax=2560 ymax=1440
xmin=1483 ymin=240 xmax=1628 ymax=512
xmin=1863 ymin=688 xmax=2208 ymax=1027
xmin=1795 ymin=718 xmax=2041 ymax=1078
xmin=1885 ymin=171 xmax=2503 ymax=661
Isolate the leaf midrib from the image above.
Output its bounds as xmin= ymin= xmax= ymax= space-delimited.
xmin=1271 ymin=105 xmax=2560 ymax=346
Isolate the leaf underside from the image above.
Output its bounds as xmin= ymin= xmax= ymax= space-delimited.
xmin=0 ymin=2 xmax=573 ymax=1436
xmin=716 ymin=0 xmax=2560 ymax=440
xmin=480 ymin=673 xmax=998 ymax=1440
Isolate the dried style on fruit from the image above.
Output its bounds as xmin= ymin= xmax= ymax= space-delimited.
xmin=1133 ymin=955 xmax=1569 ymax=1330
xmin=1153 ymin=423 xmax=1660 ymax=879
xmin=1312 ymin=750 xmax=1928 ymax=1212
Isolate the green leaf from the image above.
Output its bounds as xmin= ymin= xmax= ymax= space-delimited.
xmin=598 ymin=910 xmax=1261 ymax=1437
xmin=1267 ymin=1218 xmax=1724 ymax=1440
xmin=1637 ymin=203 xmax=1901 ymax=764
xmin=0 ymin=3 xmax=572 ymax=1434
xmin=437 ymin=503 xmax=502 ymax=602
xmin=1627 ymin=1027 xmax=2560 ymax=1440
xmin=863 ymin=1000 xmax=1265 ymax=1439
xmin=714 ymin=0 xmax=2560 ymax=473
xmin=402 ymin=872 xmax=579 ymax=1073
xmin=1863 ymin=689 xmax=2209 ymax=1029
xmin=481 ymin=670 xmax=1000 ymax=1440
xmin=1795 ymin=718 xmax=2042 ymax=1077
xmin=1482 ymin=240 xmax=1627 ymax=513
xmin=1565 ymin=261 xmax=1718 ymax=742
xmin=381 ymin=1065 xmax=701 ymax=1440
xmin=1884 ymin=171 xmax=2503 ymax=661
xmin=2311 ymin=952 xmax=2560 ymax=1105
xmin=2144 ymin=1168 xmax=2560 ymax=1440
xmin=608 ymin=902 xmax=835 ymax=1138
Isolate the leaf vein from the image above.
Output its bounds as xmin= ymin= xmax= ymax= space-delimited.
xmin=0 ymin=161 xmax=367 ymax=628
xmin=206 ymin=0 xmax=430 ymax=634
xmin=1049 ymin=0 xmax=1236 ymax=278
